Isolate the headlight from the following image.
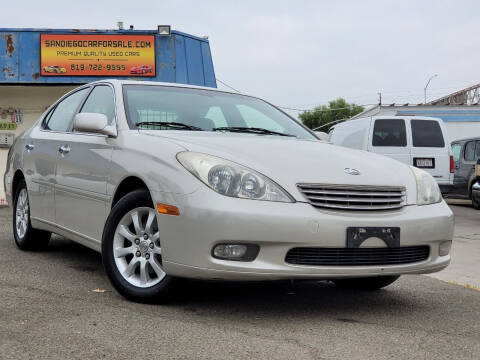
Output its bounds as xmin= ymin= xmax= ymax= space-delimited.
xmin=410 ymin=166 xmax=442 ymax=205
xmin=177 ymin=152 xmax=294 ymax=202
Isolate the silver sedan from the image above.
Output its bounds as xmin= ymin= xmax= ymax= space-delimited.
xmin=4 ymin=80 xmax=454 ymax=302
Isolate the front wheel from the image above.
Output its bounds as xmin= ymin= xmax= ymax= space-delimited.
xmin=13 ymin=180 xmax=51 ymax=250
xmin=333 ymin=276 xmax=400 ymax=290
xmin=102 ymin=189 xmax=178 ymax=303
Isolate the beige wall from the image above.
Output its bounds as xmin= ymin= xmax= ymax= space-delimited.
xmin=0 ymin=85 xmax=77 ymax=204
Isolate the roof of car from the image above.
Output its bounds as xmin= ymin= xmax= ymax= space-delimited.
xmin=451 ymin=137 xmax=480 ymax=143
xmin=89 ymin=79 xmax=240 ymax=95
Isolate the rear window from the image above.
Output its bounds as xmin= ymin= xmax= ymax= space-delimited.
xmin=411 ymin=120 xmax=445 ymax=147
xmin=372 ymin=119 xmax=407 ymax=147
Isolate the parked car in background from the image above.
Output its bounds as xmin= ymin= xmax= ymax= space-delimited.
xmin=329 ymin=116 xmax=454 ymax=193
xmin=130 ymin=65 xmax=153 ymax=74
xmin=447 ymin=137 xmax=480 ymax=207
xmin=4 ymin=80 xmax=454 ymax=303
xmin=471 ymin=158 xmax=480 ymax=209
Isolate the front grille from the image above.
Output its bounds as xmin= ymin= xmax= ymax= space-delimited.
xmin=297 ymin=184 xmax=406 ymax=211
xmin=285 ymin=246 xmax=429 ymax=266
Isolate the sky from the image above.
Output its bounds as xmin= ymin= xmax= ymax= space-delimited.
xmin=3 ymin=0 xmax=480 ymax=116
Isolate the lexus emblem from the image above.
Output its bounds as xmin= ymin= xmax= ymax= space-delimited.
xmin=344 ymin=168 xmax=361 ymax=175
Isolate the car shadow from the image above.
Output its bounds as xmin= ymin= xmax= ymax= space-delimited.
xmin=40 ymin=235 xmax=430 ymax=320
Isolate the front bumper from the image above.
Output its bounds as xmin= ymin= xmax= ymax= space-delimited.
xmin=153 ymin=188 xmax=454 ymax=281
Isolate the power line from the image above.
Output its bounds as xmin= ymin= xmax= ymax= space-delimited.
xmin=215 ymin=78 xmax=242 ymax=93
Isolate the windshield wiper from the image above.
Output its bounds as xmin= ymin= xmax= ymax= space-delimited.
xmin=212 ymin=126 xmax=295 ymax=137
xmin=135 ymin=121 xmax=203 ymax=131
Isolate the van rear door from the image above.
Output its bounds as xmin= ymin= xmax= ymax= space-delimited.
xmin=409 ymin=118 xmax=450 ymax=183
xmin=367 ymin=118 xmax=410 ymax=164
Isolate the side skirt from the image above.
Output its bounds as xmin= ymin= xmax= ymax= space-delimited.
xmin=30 ymin=217 xmax=102 ymax=253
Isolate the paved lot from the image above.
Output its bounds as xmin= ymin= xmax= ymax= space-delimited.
xmin=0 ymin=206 xmax=479 ymax=359
xmin=432 ymin=200 xmax=480 ymax=288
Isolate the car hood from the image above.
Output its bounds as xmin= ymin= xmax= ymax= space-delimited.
xmin=140 ymin=131 xmax=417 ymax=204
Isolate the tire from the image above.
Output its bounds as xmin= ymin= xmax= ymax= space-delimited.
xmin=102 ymin=189 xmax=178 ymax=303
xmin=13 ymin=180 xmax=51 ymax=250
xmin=333 ymin=275 xmax=400 ymax=290
xmin=472 ymin=194 xmax=480 ymax=210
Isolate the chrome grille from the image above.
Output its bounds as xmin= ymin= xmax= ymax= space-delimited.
xmin=297 ymin=184 xmax=406 ymax=210
xmin=285 ymin=246 xmax=429 ymax=266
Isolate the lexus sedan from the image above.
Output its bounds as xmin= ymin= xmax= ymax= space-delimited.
xmin=4 ymin=80 xmax=454 ymax=302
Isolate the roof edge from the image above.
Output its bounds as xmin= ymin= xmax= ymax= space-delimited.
xmin=0 ymin=28 xmax=209 ymax=43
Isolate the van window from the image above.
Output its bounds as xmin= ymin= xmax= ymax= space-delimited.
xmin=411 ymin=120 xmax=445 ymax=147
xmin=372 ymin=119 xmax=406 ymax=147
xmin=451 ymin=143 xmax=461 ymax=163
xmin=465 ymin=141 xmax=476 ymax=161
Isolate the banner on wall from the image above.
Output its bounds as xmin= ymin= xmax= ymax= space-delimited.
xmin=40 ymin=34 xmax=156 ymax=77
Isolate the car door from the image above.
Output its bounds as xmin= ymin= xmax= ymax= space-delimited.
xmin=367 ymin=118 xmax=410 ymax=164
xmin=22 ymin=87 xmax=90 ymax=225
xmin=54 ymin=85 xmax=116 ymax=244
xmin=451 ymin=142 xmax=462 ymax=195
xmin=408 ymin=119 xmax=449 ymax=181
xmin=454 ymin=140 xmax=476 ymax=196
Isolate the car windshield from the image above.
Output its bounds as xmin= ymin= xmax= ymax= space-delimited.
xmin=123 ymin=85 xmax=316 ymax=139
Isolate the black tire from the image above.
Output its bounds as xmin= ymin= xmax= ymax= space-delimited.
xmin=472 ymin=194 xmax=480 ymax=210
xmin=333 ymin=275 xmax=400 ymax=290
xmin=102 ymin=189 xmax=178 ymax=303
xmin=13 ymin=179 xmax=51 ymax=250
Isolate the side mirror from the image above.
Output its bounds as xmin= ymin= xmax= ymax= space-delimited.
xmin=314 ymin=131 xmax=330 ymax=142
xmin=73 ymin=113 xmax=117 ymax=137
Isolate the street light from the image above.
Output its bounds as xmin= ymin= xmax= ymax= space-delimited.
xmin=424 ymin=74 xmax=438 ymax=104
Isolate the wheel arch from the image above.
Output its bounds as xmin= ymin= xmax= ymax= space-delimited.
xmin=11 ymin=169 xmax=26 ymax=198
xmin=110 ymin=175 xmax=153 ymax=209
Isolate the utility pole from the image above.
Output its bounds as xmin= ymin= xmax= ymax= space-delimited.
xmin=424 ymin=74 xmax=438 ymax=104
xmin=378 ymin=92 xmax=382 ymax=105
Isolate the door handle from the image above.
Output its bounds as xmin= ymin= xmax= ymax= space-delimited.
xmin=25 ymin=144 xmax=35 ymax=151
xmin=58 ymin=145 xmax=70 ymax=154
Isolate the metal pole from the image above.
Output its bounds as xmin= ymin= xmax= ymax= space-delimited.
xmin=424 ymin=74 xmax=438 ymax=104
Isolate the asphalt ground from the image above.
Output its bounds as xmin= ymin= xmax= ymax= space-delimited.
xmin=0 ymin=206 xmax=479 ymax=360
xmin=433 ymin=199 xmax=480 ymax=288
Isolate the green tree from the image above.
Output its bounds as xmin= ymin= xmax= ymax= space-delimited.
xmin=299 ymin=98 xmax=364 ymax=132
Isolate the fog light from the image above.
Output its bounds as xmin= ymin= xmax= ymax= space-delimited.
xmin=212 ymin=244 xmax=260 ymax=261
xmin=439 ymin=241 xmax=452 ymax=256
xmin=213 ymin=244 xmax=247 ymax=259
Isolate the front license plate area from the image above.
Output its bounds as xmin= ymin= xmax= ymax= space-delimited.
xmin=414 ymin=157 xmax=434 ymax=168
xmin=347 ymin=227 xmax=400 ymax=248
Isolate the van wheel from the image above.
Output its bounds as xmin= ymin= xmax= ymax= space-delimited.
xmin=102 ymin=189 xmax=178 ymax=303
xmin=13 ymin=180 xmax=51 ymax=250
xmin=333 ymin=276 xmax=400 ymax=290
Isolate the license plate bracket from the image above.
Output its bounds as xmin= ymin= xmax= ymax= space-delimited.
xmin=414 ymin=157 xmax=435 ymax=168
xmin=346 ymin=227 xmax=400 ymax=248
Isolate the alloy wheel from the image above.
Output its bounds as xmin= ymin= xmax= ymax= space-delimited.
xmin=113 ymin=207 xmax=165 ymax=288
xmin=15 ymin=188 xmax=29 ymax=239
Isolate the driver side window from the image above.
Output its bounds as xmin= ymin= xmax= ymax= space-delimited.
xmin=80 ymin=85 xmax=116 ymax=125
xmin=43 ymin=88 xmax=90 ymax=132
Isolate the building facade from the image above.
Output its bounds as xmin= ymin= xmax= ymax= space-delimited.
xmin=0 ymin=28 xmax=216 ymax=203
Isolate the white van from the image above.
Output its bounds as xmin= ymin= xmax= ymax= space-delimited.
xmin=329 ymin=116 xmax=454 ymax=193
